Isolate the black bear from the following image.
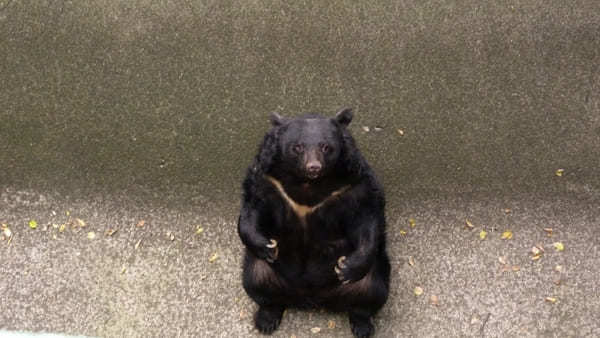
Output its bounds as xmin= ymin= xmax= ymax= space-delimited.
xmin=238 ymin=108 xmax=390 ymax=338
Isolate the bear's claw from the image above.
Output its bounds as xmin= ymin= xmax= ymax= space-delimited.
xmin=265 ymin=239 xmax=279 ymax=263
xmin=334 ymin=256 xmax=350 ymax=284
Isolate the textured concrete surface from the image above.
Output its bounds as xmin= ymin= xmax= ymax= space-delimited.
xmin=1 ymin=1 xmax=599 ymax=337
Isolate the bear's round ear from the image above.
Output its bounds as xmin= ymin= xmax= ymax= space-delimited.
xmin=334 ymin=108 xmax=353 ymax=127
xmin=270 ymin=112 xmax=287 ymax=126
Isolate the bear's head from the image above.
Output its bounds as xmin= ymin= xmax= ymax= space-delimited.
xmin=264 ymin=108 xmax=354 ymax=181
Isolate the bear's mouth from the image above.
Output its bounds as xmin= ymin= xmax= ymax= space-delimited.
xmin=306 ymin=171 xmax=321 ymax=180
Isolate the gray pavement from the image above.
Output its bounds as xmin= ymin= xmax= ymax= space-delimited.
xmin=1 ymin=1 xmax=600 ymax=337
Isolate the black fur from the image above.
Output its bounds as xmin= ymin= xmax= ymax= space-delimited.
xmin=238 ymin=108 xmax=390 ymax=338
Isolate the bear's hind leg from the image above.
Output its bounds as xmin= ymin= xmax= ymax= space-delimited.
xmin=325 ymin=265 xmax=389 ymax=338
xmin=254 ymin=304 xmax=285 ymax=334
xmin=243 ymin=252 xmax=290 ymax=334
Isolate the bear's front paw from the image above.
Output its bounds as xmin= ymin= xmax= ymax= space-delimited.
xmin=264 ymin=239 xmax=279 ymax=263
xmin=334 ymin=256 xmax=351 ymax=284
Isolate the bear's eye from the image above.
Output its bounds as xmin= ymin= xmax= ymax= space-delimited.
xmin=320 ymin=143 xmax=330 ymax=153
xmin=293 ymin=144 xmax=304 ymax=154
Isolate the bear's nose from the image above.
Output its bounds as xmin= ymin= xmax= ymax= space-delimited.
xmin=307 ymin=161 xmax=322 ymax=174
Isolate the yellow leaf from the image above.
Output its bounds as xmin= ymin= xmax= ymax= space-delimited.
xmin=87 ymin=232 xmax=96 ymax=240
xmin=409 ymin=218 xmax=416 ymax=228
xmin=196 ymin=227 xmax=204 ymax=234
xmin=545 ymin=297 xmax=558 ymax=304
xmin=209 ymin=253 xmax=219 ymax=263
xmin=479 ymin=230 xmax=487 ymax=240
xmin=28 ymin=220 xmax=38 ymax=229
xmin=76 ymin=218 xmax=86 ymax=227
xmin=555 ymin=169 xmax=565 ymax=177
xmin=501 ymin=230 xmax=513 ymax=239
xmin=465 ymin=219 xmax=474 ymax=229
xmin=553 ymin=242 xmax=564 ymax=252
xmin=399 ymin=230 xmax=407 ymax=236
xmin=414 ymin=286 xmax=424 ymax=296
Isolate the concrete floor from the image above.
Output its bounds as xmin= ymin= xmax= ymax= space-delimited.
xmin=1 ymin=1 xmax=599 ymax=337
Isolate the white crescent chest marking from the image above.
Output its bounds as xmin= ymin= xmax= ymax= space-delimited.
xmin=264 ymin=175 xmax=350 ymax=220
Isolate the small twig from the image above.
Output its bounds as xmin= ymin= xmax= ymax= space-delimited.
xmin=480 ymin=313 xmax=491 ymax=337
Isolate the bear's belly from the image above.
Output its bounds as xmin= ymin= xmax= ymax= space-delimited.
xmin=276 ymin=237 xmax=352 ymax=289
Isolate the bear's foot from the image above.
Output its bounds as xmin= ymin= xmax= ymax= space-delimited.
xmin=349 ymin=313 xmax=374 ymax=338
xmin=254 ymin=305 xmax=284 ymax=334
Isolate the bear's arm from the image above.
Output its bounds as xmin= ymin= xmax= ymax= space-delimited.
xmin=238 ymin=199 xmax=278 ymax=262
xmin=337 ymin=182 xmax=385 ymax=282
xmin=341 ymin=214 xmax=381 ymax=282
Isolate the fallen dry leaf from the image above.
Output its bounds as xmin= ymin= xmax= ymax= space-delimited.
xmin=479 ymin=230 xmax=487 ymax=240
xmin=545 ymin=297 xmax=558 ymax=304
xmin=543 ymin=228 xmax=553 ymax=236
xmin=501 ymin=230 xmax=513 ymax=240
xmin=414 ymin=286 xmax=424 ymax=296
xmin=2 ymin=224 xmax=12 ymax=239
xmin=531 ymin=246 xmax=542 ymax=255
xmin=399 ymin=230 xmax=407 ymax=236
xmin=239 ymin=309 xmax=248 ymax=319
xmin=327 ymin=320 xmax=336 ymax=329
xmin=105 ymin=229 xmax=118 ymax=236
xmin=59 ymin=224 xmax=66 ymax=232
xmin=409 ymin=218 xmax=416 ymax=228
xmin=532 ymin=254 xmax=542 ymax=261
xmin=76 ymin=218 xmax=86 ymax=227
xmin=465 ymin=219 xmax=474 ymax=229
xmin=430 ymin=295 xmax=439 ymax=306
xmin=397 ymin=129 xmax=405 ymax=136
xmin=498 ymin=256 xmax=508 ymax=265
xmin=555 ymin=169 xmax=565 ymax=177
xmin=361 ymin=126 xmax=370 ymax=132
xmin=196 ymin=227 xmax=204 ymax=234
xmin=552 ymin=242 xmax=565 ymax=252
xmin=87 ymin=232 xmax=96 ymax=240
xmin=209 ymin=253 xmax=219 ymax=263
xmin=136 ymin=220 xmax=145 ymax=228
xmin=310 ymin=327 xmax=321 ymax=333
xmin=135 ymin=239 xmax=142 ymax=250
xmin=512 ymin=266 xmax=521 ymax=272
xmin=408 ymin=256 xmax=415 ymax=266
xmin=555 ymin=265 xmax=563 ymax=272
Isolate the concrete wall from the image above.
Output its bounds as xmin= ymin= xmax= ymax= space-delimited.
xmin=2 ymin=1 xmax=599 ymax=206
